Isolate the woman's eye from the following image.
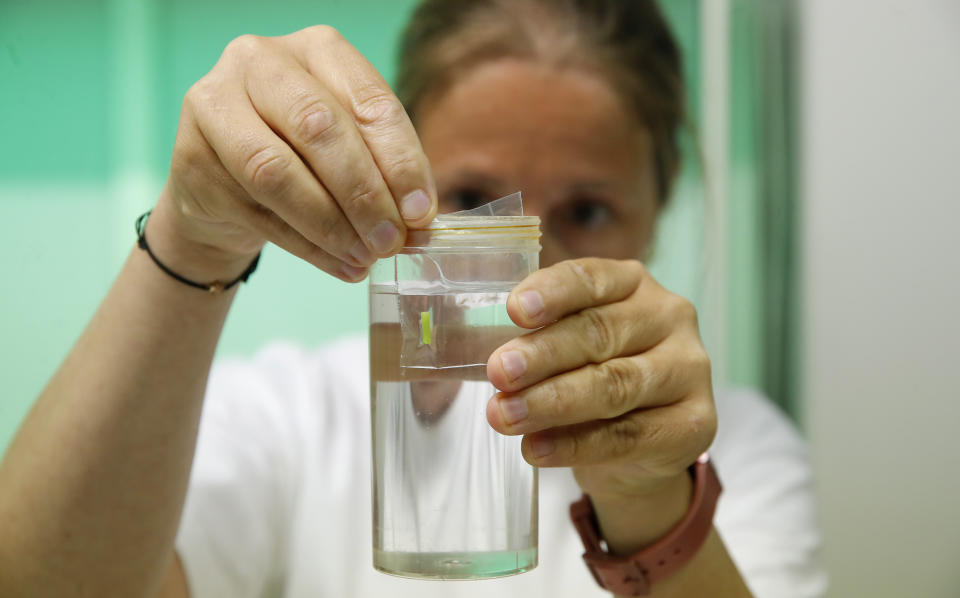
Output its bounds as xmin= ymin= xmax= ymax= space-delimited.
xmin=566 ymin=200 xmax=613 ymax=230
xmin=444 ymin=189 xmax=487 ymax=212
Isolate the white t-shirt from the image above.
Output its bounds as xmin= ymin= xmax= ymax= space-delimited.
xmin=176 ymin=337 xmax=827 ymax=598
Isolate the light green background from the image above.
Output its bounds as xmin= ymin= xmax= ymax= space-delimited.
xmin=0 ymin=1 xmax=766 ymax=452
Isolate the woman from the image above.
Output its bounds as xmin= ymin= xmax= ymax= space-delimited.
xmin=0 ymin=1 xmax=824 ymax=597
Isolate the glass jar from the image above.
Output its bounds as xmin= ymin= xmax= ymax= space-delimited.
xmin=369 ymin=212 xmax=541 ymax=580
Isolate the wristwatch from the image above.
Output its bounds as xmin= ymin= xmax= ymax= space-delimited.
xmin=569 ymin=453 xmax=722 ymax=596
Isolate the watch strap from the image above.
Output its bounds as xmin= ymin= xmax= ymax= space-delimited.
xmin=569 ymin=453 xmax=722 ymax=596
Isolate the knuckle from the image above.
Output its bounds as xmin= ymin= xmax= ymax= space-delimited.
xmin=183 ymin=81 xmax=203 ymax=109
xmin=290 ymin=97 xmax=339 ymax=147
xmin=627 ymin=258 xmax=648 ymax=278
xmin=351 ymin=87 xmax=406 ymax=128
xmin=542 ymin=377 xmax=573 ymax=421
xmin=304 ymin=24 xmax=343 ymax=44
xmin=565 ymin=429 xmax=584 ymax=463
xmin=688 ymin=345 xmax=712 ymax=378
xmin=667 ymin=294 xmax=698 ymax=325
xmin=341 ymin=174 xmax=383 ymax=210
xmin=596 ymin=360 xmax=634 ymax=416
xmin=225 ymin=34 xmax=266 ymax=60
xmin=311 ymin=210 xmax=345 ymax=245
xmin=606 ymin=417 xmax=640 ymax=460
xmin=183 ymin=78 xmax=219 ymax=115
xmin=579 ymin=307 xmax=617 ymax=360
xmin=304 ymin=242 xmax=334 ymax=268
xmin=689 ymin=399 xmax=718 ymax=448
xmin=565 ymin=259 xmax=607 ymax=302
xmin=380 ymin=149 xmax=424 ymax=184
xmin=641 ymin=418 xmax=672 ymax=460
xmin=243 ymin=146 xmax=291 ymax=196
xmin=526 ymin=334 xmax=552 ymax=371
xmin=658 ymin=401 xmax=717 ymax=473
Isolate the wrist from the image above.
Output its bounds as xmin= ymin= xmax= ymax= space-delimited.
xmin=571 ymin=456 xmax=726 ymax=596
xmin=147 ymin=188 xmax=263 ymax=285
xmin=588 ymin=471 xmax=693 ymax=556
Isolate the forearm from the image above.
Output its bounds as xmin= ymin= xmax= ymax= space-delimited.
xmin=0 ymin=198 xmax=251 ymax=597
xmin=591 ymin=475 xmax=753 ymax=598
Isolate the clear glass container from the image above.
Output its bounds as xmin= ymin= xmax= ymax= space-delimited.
xmin=369 ymin=211 xmax=541 ymax=580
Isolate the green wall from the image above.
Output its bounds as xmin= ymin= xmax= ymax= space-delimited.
xmin=0 ymin=1 xmax=736 ymax=453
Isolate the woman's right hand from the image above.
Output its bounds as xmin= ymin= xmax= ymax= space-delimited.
xmin=156 ymin=25 xmax=437 ymax=282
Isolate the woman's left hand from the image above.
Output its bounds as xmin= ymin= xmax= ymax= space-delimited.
xmin=486 ymin=257 xmax=717 ymax=503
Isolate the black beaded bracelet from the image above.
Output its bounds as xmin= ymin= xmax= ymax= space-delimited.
xmin=135 ymin=211 xmax=261 ymax=294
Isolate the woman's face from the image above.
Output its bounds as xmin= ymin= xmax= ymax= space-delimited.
xmin=416 ymin=58 xmax=661 ymax=268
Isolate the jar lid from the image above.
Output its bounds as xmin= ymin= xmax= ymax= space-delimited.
xmin=404 ymin=215 xmax=541 ymax=251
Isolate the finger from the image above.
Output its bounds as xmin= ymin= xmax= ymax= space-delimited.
xmin=186 ymin=72 xmax=372 ymax=268
xmin=169 ymin=133 xmax=366 ymax=282
xmin=242 ymin=38 xmax=409 ymax=257
xmin=486 ymin=296 xmax=671 ymax=392
xmin=518 ymin=397 xmax=716 ymax=472
xmin=507 ymin=258 xmax=647 ymax=329
xmin=287 ymin=26 xmax=437 ymax=228
xmin=486 ymin=340 xmax=709 ymax=435
xmin=232 ymin=200 xmax=368 ymax=282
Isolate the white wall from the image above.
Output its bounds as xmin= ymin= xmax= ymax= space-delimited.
xmin=800 ymin=1 xmax=960 ymax=596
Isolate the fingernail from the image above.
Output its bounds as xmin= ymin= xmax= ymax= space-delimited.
xmin=367 ymin=221 xmax=402 ymax=254
xmin=348 ymin=240 xmax=373 ymax=266
xmin=530 ymin=435 xmax=555 ymax=458
xmin=400 ymin=189 xmax=432 ymax=221
xmin=499 ymin=396 xmax=528 ymax=425
xmin=341 ymin=263 xmax=367 ymax=280
xmin=500 ymin=350 xmax=527 ymax=381
xmin=518 ymin=290 xmax=545 ymax=319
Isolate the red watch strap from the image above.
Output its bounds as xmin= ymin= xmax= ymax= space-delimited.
xmin=569 ymin=454 xmax=722 ymax=596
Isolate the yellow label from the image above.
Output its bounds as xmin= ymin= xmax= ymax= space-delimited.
xmin=420 ymin=310 xmax=431 ymax=345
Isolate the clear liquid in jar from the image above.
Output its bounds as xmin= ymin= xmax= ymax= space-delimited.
xmin=369 ymin=284 xmax=538 ymax=579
